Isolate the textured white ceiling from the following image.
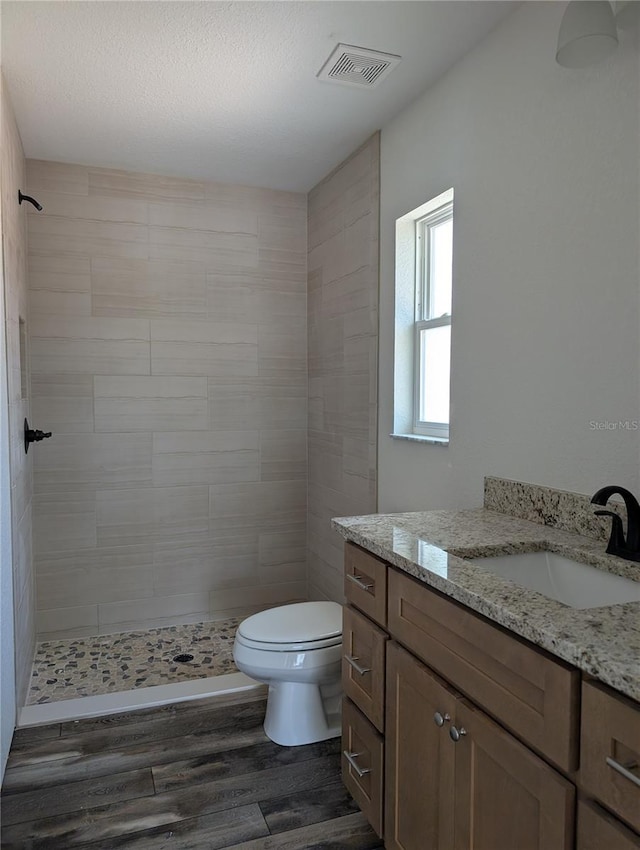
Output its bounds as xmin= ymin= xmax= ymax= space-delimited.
xmin=1 ymin=1 xmax=516 ymax=192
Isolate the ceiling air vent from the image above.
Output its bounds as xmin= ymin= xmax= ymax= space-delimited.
xmin=317 ymin=43 xmax=401 ymax=89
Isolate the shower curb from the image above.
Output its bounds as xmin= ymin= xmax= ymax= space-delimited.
xmin=18 ymin=672 xmax=260 ymax=727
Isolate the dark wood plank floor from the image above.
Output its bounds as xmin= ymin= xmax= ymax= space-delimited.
xmin=1 ymin=691 xmax=383 ymax=849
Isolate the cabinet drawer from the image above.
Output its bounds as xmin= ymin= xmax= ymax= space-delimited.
xmin=345 ymin=542 xmax=387 ymax=627
xmin=388 ymin=568 xmax=580 ymax=772
xmin=343 ymin=605 xmax=388 ymax=732
xmin=342 ymin=698 xmax=384 ymax=838
xmin=581 ymin=680 xmax=640 ymax=833
xmin=577 ymin=800 xmax=640 ymax=850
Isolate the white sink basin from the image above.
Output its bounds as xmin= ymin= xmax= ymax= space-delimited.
xmin=473 ymin=551 xmax=640 ymax=609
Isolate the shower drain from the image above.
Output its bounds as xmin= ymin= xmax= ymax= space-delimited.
xmin=173 ymin=653 xmax=194 ymax=663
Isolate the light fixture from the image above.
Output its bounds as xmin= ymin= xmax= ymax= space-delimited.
xmin=556 ymin=1 xmax=619 ymax=68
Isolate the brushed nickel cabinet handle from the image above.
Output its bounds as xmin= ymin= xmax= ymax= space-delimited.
xmin=450 ymin=725 xmax=467 ymax=742
xmin=433 ymin=711 xmax=451 ymax=727
xmin=343 ymin=750 xmax=372 ymax=777
xmin=344 ymin=654 xmax=371 ymax=676
xmin=606 ymin=757 xmax=640 ymax=788
xmin=346 ymin=573 xmax=374 ymax=592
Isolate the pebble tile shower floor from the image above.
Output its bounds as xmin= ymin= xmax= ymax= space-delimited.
xmin=28 ymin=617 xmax=242 ymax=704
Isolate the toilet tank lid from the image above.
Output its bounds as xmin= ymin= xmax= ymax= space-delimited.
xmin=237 ymin=601 xmax=342 ymax=644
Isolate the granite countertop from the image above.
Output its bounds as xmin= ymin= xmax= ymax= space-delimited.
xmin=331 ymin=509 xmax=640 ymax=702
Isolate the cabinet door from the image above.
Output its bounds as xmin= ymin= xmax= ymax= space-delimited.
xmin=385 ymin=641 xmax=458 ymax=850
xmin=453 ymin=699 xmax=575 ymax=850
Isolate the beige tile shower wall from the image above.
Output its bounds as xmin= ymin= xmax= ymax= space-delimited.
xmin=1 ymin=75 xmax=35 ymax=704
xmin=27 ymin=160 xmax=308 ymax=639
xmin=307 ymin=134 xmax=379 ymax=602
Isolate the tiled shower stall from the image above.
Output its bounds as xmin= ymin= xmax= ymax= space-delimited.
xmin=27 ymin=160 xmax=309 ymax=641
xmin=15 ymin=134 xmax=379 ymax=702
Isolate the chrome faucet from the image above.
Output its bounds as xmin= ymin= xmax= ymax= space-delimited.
xmin=591 ymin=486 xmax=640 ymax=562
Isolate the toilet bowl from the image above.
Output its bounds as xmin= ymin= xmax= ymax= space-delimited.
xmin=233 ymin=601 xmax=343 ymax=746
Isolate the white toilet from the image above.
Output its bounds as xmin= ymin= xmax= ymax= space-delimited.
xmin=233 ymin=601 xmax=343 ymax=746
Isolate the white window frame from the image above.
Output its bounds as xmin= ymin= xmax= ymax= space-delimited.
xmin=412 ymin=201 xmax=453 ymax=440
xmin=392 ymin=187 xmax=454 ymax=445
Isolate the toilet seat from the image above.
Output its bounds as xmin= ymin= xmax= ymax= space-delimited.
xmin=234 ymin=631 xmax=342 ymax=653
xmin=236 ymin=601 xmax=342 ymax=651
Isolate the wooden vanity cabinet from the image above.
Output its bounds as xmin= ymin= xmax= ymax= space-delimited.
xmin=341 ymin=540 xmax=640 ymax=849
xmin=385 ymin=641 xmax=575 ymax=850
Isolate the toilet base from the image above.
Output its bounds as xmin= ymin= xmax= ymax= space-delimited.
xmin=263 ymin=680 xmax=341 ymax=746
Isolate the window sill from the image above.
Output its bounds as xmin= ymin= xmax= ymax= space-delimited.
xmin=389 ymin=433 xmax=449 ymax=446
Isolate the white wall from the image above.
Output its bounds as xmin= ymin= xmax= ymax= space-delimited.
xmin=0 ymin=195 xmax=16 ymax=782
xmin=1 ymin=74 xmax=35 ymax=773
xmin=378 ymin=2 xmax=640 ymax=512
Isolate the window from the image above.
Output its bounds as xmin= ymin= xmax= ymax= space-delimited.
xmin=414 ymin=203 xmax=453 ymax=438
xmin=393 ymin=188 xmax=454 ymax=443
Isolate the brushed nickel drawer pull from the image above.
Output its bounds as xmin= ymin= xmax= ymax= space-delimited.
xmin=344 ymin=750 xmax=372 ymax=777
xmin=606 ymin=757 xmax=640 ymax=788
xmin=344 ymin=654 xmax=371 ymax=676
xmin=434 ymin=711 xmax=451 ymax=727
xmin=347 ymin=573 xmax=374 ymax=591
